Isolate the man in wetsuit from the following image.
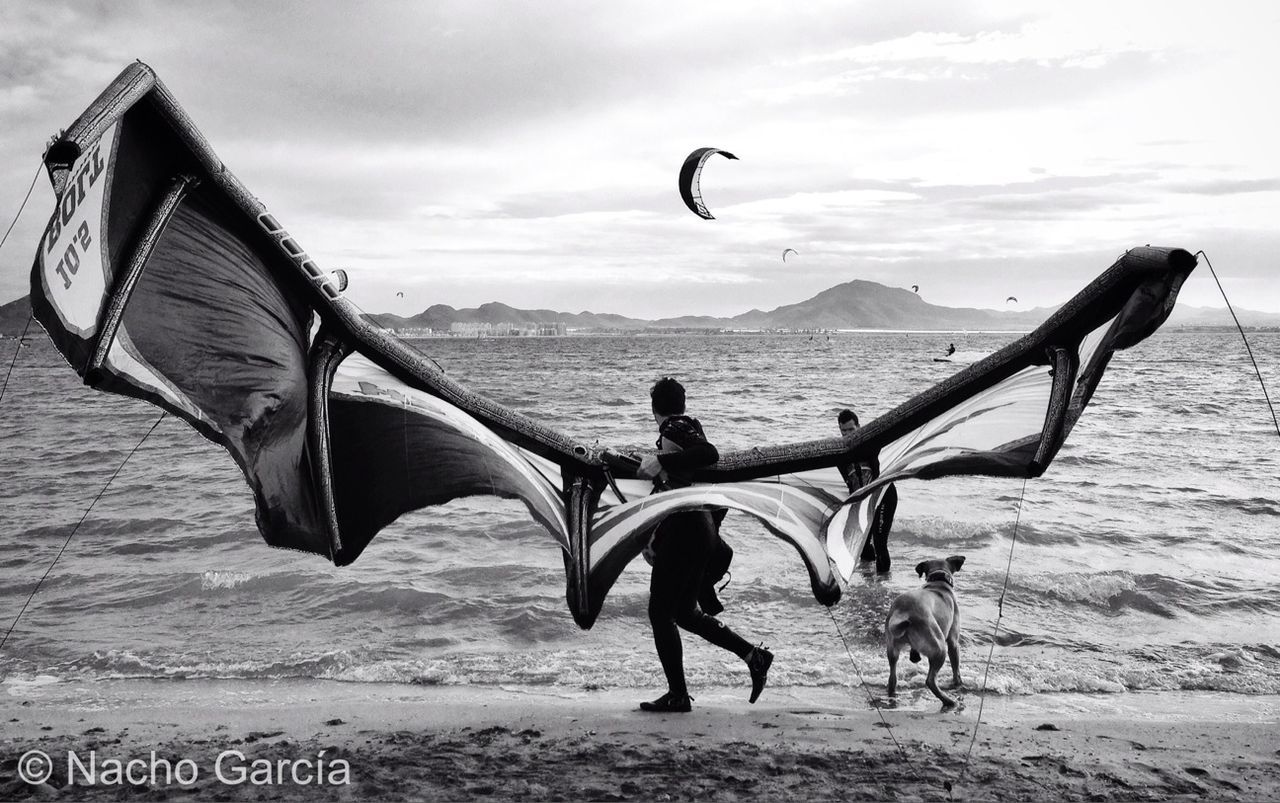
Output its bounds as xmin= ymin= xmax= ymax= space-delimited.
xmin=837 ymin=408 xmax=898 ymax=573
xmin=634 ymin=377 xmax=773 ymax=713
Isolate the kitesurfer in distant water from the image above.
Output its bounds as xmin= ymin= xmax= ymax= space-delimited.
xmin=946 ymin=343 xmax=956 ymax=357
xmin=635 ymin=377 xmax=773 ymax=713
xmin=837 ymin=408 xmax=898 ymax=573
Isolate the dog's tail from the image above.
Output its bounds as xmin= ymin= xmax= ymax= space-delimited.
xmin=887 ymin=611 xmax=942 ymax=664
xmin=886 ymin=612 xmax=922 ymax=662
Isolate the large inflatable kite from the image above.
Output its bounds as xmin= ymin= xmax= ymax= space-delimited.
xmin=31 ymin=63 xmax=1196 ymax=628
xmin=678 ymin=147 xmax=737 ymax=219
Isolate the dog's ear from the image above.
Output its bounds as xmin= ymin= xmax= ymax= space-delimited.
xmin=946 ymin=555 xmax=965 ymax=572
xmin=915 ymin=561 xmax=929 ymax=578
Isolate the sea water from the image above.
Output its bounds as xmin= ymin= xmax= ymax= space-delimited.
xmin=1 ymin=332 xmax=1277 ymax=700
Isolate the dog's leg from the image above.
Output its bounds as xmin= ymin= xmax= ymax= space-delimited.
xmin=924 ymin=654 xmax=957 ymax=708
xmin=886 ymin=644 xmax=899 ymax=697
xmin=947 ymin=636 xmax=962 ymax=688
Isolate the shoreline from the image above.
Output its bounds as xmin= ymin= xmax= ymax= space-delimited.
xmin=4 ymin=679 xmax=1278 ymax=800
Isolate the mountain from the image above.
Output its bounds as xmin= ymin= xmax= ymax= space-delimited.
xmin=1166 ymin=304 xmax=1280 ymax=328
xmin=5 ymin=280 xmax=1279 ymax=336
xmin=732 ymin=280 xmax=1048 ymax=330
xmin=385 ymin=301 xmax=650 ymax=331
xmin=379 ymin=280 xmax=1055 ymax=332
xmin=379 ymin=281 xmax=1280 ymax=331
xmin=0 ymin=295 xmax=31 ymax=336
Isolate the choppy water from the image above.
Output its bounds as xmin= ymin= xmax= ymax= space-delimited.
xmin=1 ymin=331 xmax=1278 ymax=701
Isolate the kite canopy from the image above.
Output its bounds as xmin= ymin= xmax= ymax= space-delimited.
xmin=678 ymin=147 xmax=737 ymax=219
xmin=782 ymin=248 xmax=798 ymax=262
xmin=1007 ymin=296 xmax=1019 ymax=303
xmin=911 ymin=285 xmax=919 ymax=293
xmin=30 ymin=62 xmax=1197 ymax=629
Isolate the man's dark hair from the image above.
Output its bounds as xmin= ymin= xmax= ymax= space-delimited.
xmin=650 ymin=377 xmax=686 ymax=415
xmin=837 ymin=408 xmax=859 ymax=426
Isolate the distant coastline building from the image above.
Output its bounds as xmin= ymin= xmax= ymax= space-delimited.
xmin=450 ymin=322 xmax=494 ymax=336
xmin=446 ymin=321 xmax=568 ymax=337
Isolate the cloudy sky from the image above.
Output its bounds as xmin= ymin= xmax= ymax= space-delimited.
xmin=1 ymin=0 xmax=1278 ymax=318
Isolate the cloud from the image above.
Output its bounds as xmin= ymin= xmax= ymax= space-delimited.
xmin=796 ymin=25 xmax=1156 ymax=68
xmin=947 ymin=189 xmax=1145 ymax=219
xmin=2 ymin=0 xmax=1279 ymax=316
xmin=752 ymin=49 xmax=1169 ymax=117
xmin=1166 ymin=178 xmax=1280 ymax=196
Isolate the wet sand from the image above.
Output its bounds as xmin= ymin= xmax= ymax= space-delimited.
xmin=2 ymin=679 xmax=1278 ymax=800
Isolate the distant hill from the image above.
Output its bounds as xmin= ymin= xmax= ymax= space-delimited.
xmin=377 ymin=281 xmax=1280 ymax=331
xmin=728 ymin=280 xmax=1049 ymax=330
xmin=1166 ymin=303 xmax=1280 ymax=328
xmin=5 ymin=280 xmax=1279 ymax=336
xmin=0 ymin=295 xmax=31 ymax=336
xmin=376 ymin=301 xmax=650 ymax=332
xmin=380 ymin=280 xmax=1057 ymax=332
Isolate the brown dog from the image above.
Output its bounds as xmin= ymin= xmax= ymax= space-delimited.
xmin=885 ymin=556 xmax=965 ymax=707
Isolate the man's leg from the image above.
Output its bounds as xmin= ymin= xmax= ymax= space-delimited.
xmin=666 ymin=515 xmax=771 ymax=702
xmin=676 ymin=609 xmax=752 ymax=658
xmin=859 ymin=529 xmax=878 ymax=563
xmin=872 ymin=484 xmax=898 ymax=573
xmin=648 ymin=537 xmax=688 ymax=697
xmin=669 ymin=513 xmax=753 ymax=659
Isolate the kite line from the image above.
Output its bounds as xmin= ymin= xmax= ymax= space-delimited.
xmin=0 ymin=412 xmax=167 ymax=653
xmin=0 ymin=162 xmax=44 ymax=407
xmin=0 ymin=161 xmax=42 ymax=252
xmin=1197 ymin=251 xmax=1279 ymax=439
xmin=952 ymin=474 xmax=1029 ymax=791
xmin=0 ymin=314 xmax=32 ymax=406
xmin=826 ymin=605 xmax=918 ymax=773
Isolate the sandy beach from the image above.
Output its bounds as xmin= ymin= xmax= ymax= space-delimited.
xmin=2 ymin=679 xmax=1277 ymax=801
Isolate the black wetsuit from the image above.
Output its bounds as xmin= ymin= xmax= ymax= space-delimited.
xmin=838 ymin=456 xmax=898 ymax=573
xmin=648 ymin=415 xmax=752 ymax=697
